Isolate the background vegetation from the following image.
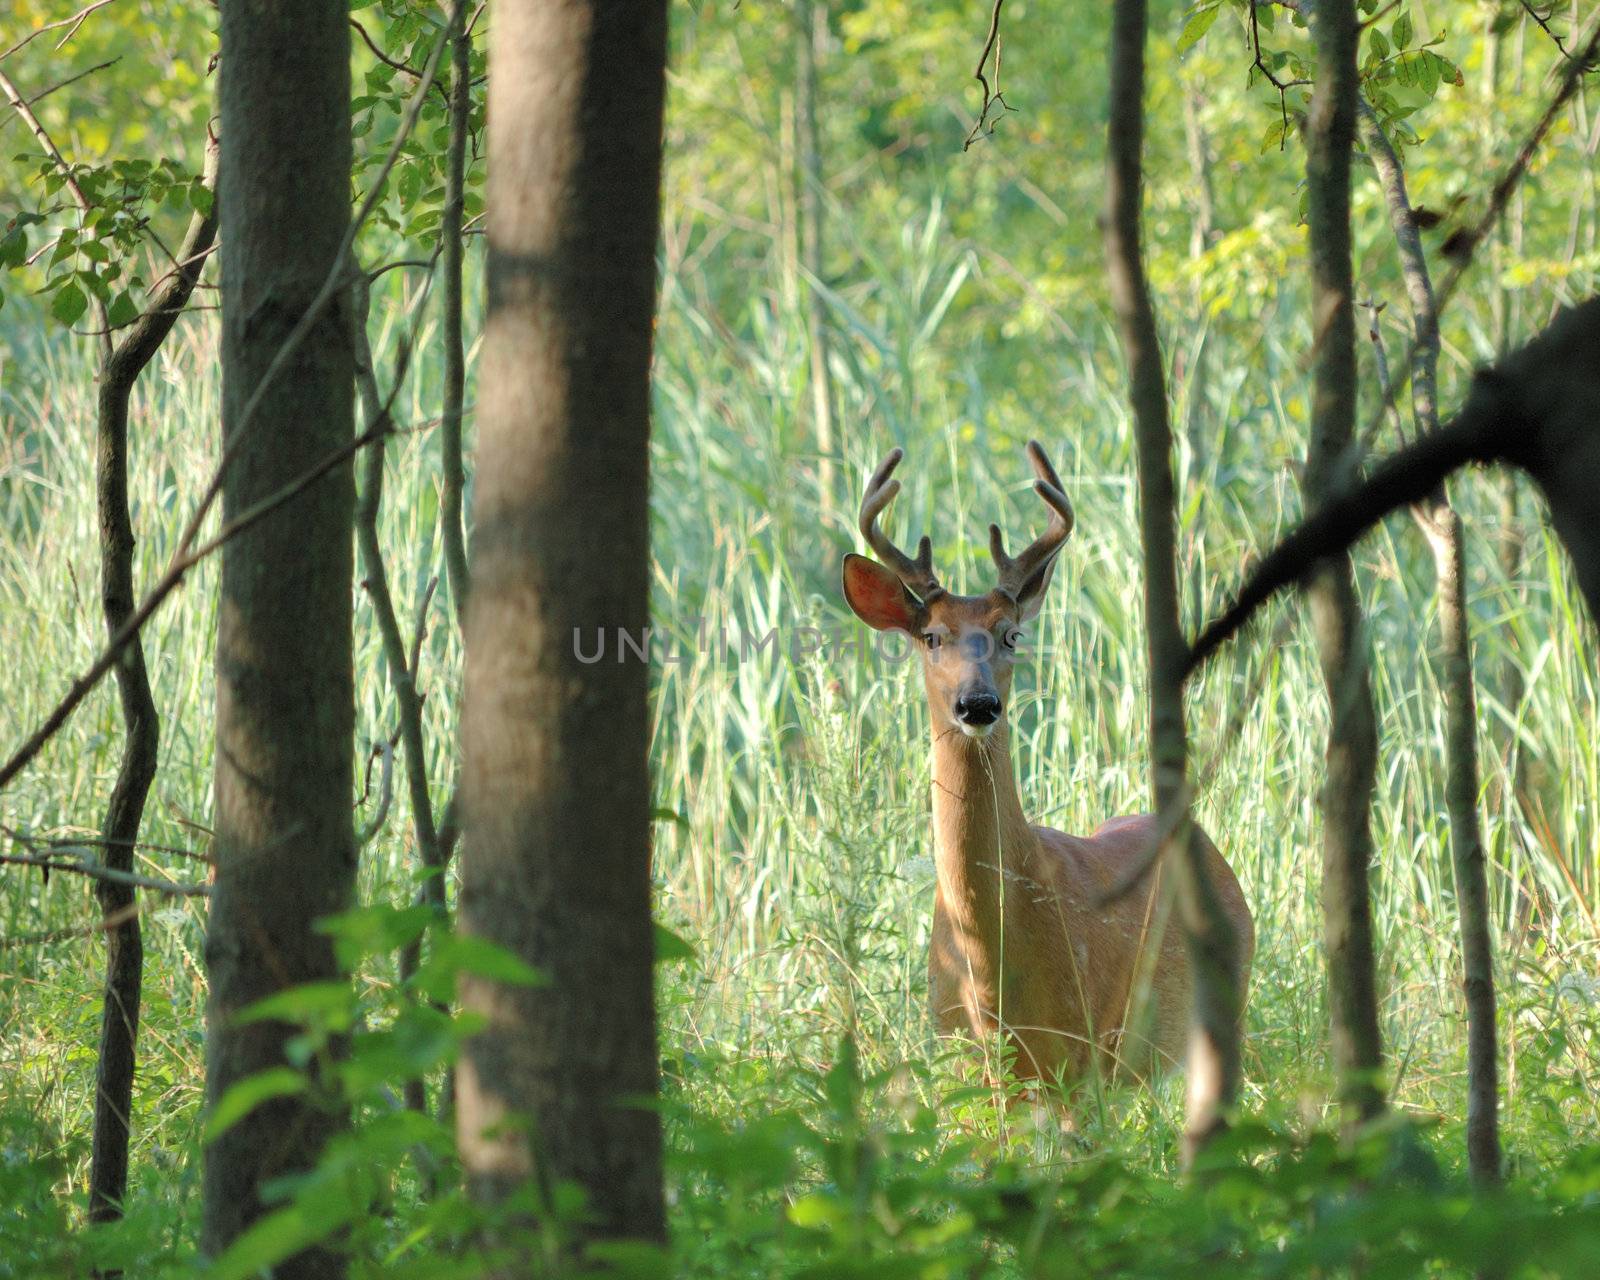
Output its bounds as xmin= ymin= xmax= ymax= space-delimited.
xmin=3 ymin=0 xmax=1600 ymax=1273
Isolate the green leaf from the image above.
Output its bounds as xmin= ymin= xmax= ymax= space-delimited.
xmin=234 ymin=980 xmax=356 ymax=1029
xmin=655 ymin=922 xmax=696 ymax=965
xmin=1418 ymin=50 xmax=1439 ymax=96
xmin=1176 ymin=4 xmax=1219 ymax=55
xmin=188 ymin=179 xmax=213 ymax=216
xmin=206 ymin=1199 xmax=351 ymax=1280
xmin=203 ymin=1067 xmax=306 ymax=1142
xmin=1369 ymin=27 xmax=1390 ymax=60
xmin=315 ymin=901 xmax=435 ymax=970
xmin=651 ymin=806 xmax=689 ymax=828
xmin=0 ymin=225 xmax=28 ymax=268
xmin=1392 ymin=10 xmax=1413 ymax=48
xmin=107 ymin=291 xmax=138 ymax=328
xmin=410 ymin=934 xmax=548 ymax=1001
xmin=52 ymin=281 xmax=87 ymax=326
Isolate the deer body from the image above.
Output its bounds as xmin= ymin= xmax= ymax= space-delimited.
xmin=845 ymin=445 xmax=1254 ymax=1090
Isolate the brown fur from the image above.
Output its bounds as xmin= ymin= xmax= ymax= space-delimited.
xmin=847 ymin=574 xmax=1255 ymax=1091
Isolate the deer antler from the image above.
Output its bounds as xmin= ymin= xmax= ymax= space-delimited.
xmin=859 ymin=447 xmax=944 ymax=602
xmin=989 ymin=440 xmax=1075 ymax=601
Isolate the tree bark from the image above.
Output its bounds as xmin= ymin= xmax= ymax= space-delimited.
xmin=89 ymin=135 xmax=219 ymax=1242
xmin=202 ymin=2 xmax=356 ymax=1269
xmin=1105 ymin=0 xmax=1244 ymax=1168
xmin=1305 ymin=0 xmax=1386 ymax=1126
xmin=1360 ymin=104 xmax=1502 ymax=1187
xmin=458 ymin=0 xmax=669 ymax=1251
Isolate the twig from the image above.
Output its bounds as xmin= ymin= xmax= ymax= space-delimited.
xmin=0 ymin=0 xmax=122 ymax=61
xmin=19 ymin=56 xmax=118 ymax=108
xmin=2 ymin=825 xmax=213 ymax=865
xmin=0 ymin=68 xmax=93 ymax=213
xmin=1520 ymin=0 xmax=1592 ymax=64
xmin=1 ymin=901 xmax=143 ymax=951
xmin=1 ymin=851 xmax=209 ymax=896
xmin=409 ymin=575 xmax=439 ymax=681
xmin=356 ymin=741 xmax=396 ymax=847
xmin=369 ymin=256 xmax=436 ymax=283
xmin=962 ymin=0 xmax=1017 ymax=150
xmin=1250 ymin=1 xmax=1311 ymax=144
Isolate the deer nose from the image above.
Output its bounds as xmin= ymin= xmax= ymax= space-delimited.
xmin=955 ymin=691 xmax=1001 ymax=726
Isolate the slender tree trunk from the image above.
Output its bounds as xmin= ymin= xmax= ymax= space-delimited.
xmin=440 ymin=0 xmax=473 ymax=622
xmin=1426 ymin=510 xmax=1503 ymax=1184
xmin=1360 ymin=105 xmax=1502 ymax=1186
xmin=795 ymin=0 xmax=835 ymax=515
xmin=1105 ymin=0 xmax=1244 ymax=1168
xmin=1304 ymin=0 xmax=1386 ymax=1126
xmin=1485 ymin=20 xmax=1541 ymax=941
xmin=202 ymin=3 xmax=356 ymax=1269
xmin=458 ymin=0 xmax=669 ymax=1252
xmin=1180 ymin=78 xmax=1217 ymax=625
xmin=350 ymin=276 xmax=444 ymax=1133
xmin=89 ymin=136 xmax=219 ymax=1243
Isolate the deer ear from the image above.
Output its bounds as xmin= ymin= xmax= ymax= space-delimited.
xmin=842 ymin=553 xmax=920 ymax=632
xmin=1014 ymin=554 xmax=1059 ymax=622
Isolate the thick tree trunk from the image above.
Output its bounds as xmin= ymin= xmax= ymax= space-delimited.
xmin=202 ymin=3 xmax=356 ymax=1269
xmin=89 ymin=136 xmax=219 ymax=1242
xmin=1304 ymin=0 xmax=1386 ymax=1126
xmin=458 ymin=0 xmax=669 ymax=1251
xmin=1105 ymin=0 xmax=1244 ymax=1168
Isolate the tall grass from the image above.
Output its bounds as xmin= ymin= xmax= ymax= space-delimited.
xmin=2 ymin=174 xmax=1599 ymax=1240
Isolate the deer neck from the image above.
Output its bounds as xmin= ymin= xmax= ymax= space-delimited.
xmin=928 ymin=720 xmax=1041 ymax=940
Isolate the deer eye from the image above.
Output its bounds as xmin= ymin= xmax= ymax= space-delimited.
xmin=921 ymin=631 xmax=943 ymax=650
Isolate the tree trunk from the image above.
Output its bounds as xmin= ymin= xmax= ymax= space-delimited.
xmin=1359 ymin=103 xmax=1502 ymax=1187
xmin=458 ymin=0 xmax=669 ymax=1252
xmin=1105 ymin=0 xmax=1244 ymax=1168
xmin=440 ymin=0 xmax=473 ymax=622
xmin=202 ymin=2 xmax=356 ymax=1269
xmin=89 ymin=135 xmax=219 ymax=1244
xmin=1422 ymin=508 xmax=1503 ymax=1185
xmin=1304 ymin=0 xmax=1386 ymax=1126
xmin=795 ymin=0 xmax=835 ymax=515
xmin=350 ymin=275 xmax=445 ymax=1134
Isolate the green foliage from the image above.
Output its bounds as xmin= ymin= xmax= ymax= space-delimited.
xmin=4 ymin=0 xmax=1600 ymax=1274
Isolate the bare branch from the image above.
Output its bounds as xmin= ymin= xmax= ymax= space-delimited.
xmin=0 ymin=0 xmax=122 ymax=61
xmin=1 ymin=851 xmax=209 ymax=896
xmin=355 ymin=741 xmax=396 ymax=848
xmin=962 ymin=0 xmax=1018 ymax=150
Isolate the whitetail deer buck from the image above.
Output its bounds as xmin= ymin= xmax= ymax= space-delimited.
xmin=842 ymin=443 xmax=1254 ymax=1090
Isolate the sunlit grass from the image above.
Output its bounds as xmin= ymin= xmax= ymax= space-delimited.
xmin=2 ymin=189 xmax=1599 ymax=1249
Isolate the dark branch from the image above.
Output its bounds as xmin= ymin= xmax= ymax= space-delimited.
xmin=962 ymin=0 xmax=1017 ymax=150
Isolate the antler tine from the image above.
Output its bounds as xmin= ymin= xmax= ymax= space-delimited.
xmin=859 ymin=448 xmax=943 ymax=601
xmin=990 ymin=440 xmax=1076 ymax=600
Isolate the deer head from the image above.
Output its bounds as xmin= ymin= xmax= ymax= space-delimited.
xmin=842 ymin=442 xmax=1075 ymax=740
